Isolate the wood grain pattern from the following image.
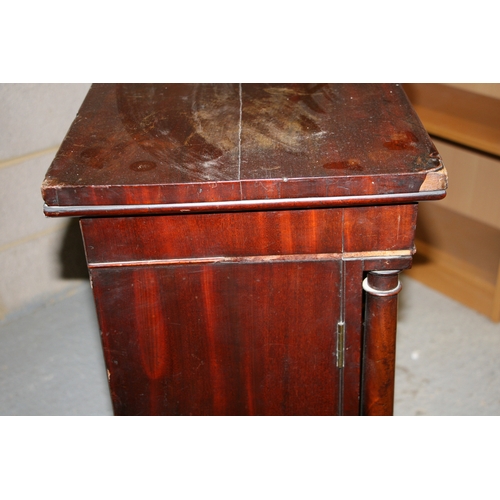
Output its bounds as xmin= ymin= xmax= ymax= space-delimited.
xmin=341 ymin=260 xmax=364 ymax=415
xmin=361 ymin=271 xmax=401 ymax=416
xmin=81 ymin=205 xmax=417 ymax=266
xmin=42 ymin=84 xmax=447 ymax=415
xmin=343 ymin=204 xmax=418 ymax=253
xmin=81 ymin=202 xmax=418 ymax=416
xmin=81 ymin=209 xmax=342 ymax=264
xmin=42 ymin=84 xmax=446 ymax=209
xmin=92 ymin=261 xmax=342 ymax=416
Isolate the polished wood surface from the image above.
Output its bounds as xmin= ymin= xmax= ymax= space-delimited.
xmin=361 ymin=271 xmax=401 ymax=415
xmin=82 ymin=205 xmax=417 ymax=415
xmin=81 ymin=209 xmax=343 ymax=264
xmin=80 ymin=205 xmax=417 ymax=266
xmin=92 ymin=261 xmax=343 ymax=416
xmin=42 ymin=84 xmax=448 ymax=415
xmin=42 ymin=84 xmax=446 ymax=210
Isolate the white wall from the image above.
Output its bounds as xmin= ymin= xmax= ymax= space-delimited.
xmin=0 ymin=84 xmax=91 ymax=320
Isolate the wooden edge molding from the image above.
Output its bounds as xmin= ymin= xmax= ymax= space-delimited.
xmin=87 ymin=250 xmax=414 ymax=269
xmin=43 ymin=191 xmax=446 ymax=217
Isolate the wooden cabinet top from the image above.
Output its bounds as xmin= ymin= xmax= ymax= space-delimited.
xmin=42 ymin=84 xmax=447 ymax=216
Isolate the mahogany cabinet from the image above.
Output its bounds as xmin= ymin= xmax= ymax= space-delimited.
xmin=42 ymin=84 xmax=447 ymax=415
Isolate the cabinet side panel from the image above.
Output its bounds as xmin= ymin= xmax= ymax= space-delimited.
xmin=90 ymin=260 xmax=342 ymax=416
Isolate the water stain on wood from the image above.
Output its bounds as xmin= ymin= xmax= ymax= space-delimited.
xmin=115 ymin=84 xmax=239 ymax=181
xmin=113 ymin=84 xmax=337 ymax=181
xmin=240 ymin=84 xmax=332 ymax=153
xmin=130 ymin=161 xmax=157 ymax=172
xmin=80 ymin=147 xmax=106 ymax=169
xmin=384 ymin=131 xmax=419 ymax=150
xmin=323 ymin=159 xmax=363 ymax=172
xmin=41 ymin=84 xmax=447 ymax=209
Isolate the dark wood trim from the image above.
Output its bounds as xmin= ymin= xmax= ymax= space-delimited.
xmin=44 ymin=190 xmax=446 ymax=217
xmin=361 ymin=270 xmax=402 ymax=416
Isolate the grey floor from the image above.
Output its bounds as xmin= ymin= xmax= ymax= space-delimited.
xmin=1 ymin=275 xmax=500 ymax=416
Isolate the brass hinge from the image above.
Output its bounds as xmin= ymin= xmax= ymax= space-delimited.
xmin=336 ymin=321 xmax=345 ymax=368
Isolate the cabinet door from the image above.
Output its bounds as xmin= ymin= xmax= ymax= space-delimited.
xmin=91 ymin=260 xmax=343 ymax=415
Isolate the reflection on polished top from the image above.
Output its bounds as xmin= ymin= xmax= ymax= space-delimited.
xmin=42 ymin=84 xmax=447 ymax=211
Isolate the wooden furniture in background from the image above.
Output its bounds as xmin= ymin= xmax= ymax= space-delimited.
xmin=403 ymin=83 xmax=500 ymax=321
xmin=42 ymin=84 xmax=447 ymax=415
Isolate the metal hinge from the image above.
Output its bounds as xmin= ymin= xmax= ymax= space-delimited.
xmin=336 ymin=321 xmax=345 ymax=368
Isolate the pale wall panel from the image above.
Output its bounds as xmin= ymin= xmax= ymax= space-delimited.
xmin=0 ymin=152 xmax=63 ymax=248
xmin=0 ymin=227 xmax=85 ymax=320
xmin=0 ymin=83 xmax=90 ymax=162
xmin=0 ymin=84 xmax=91 ymax=319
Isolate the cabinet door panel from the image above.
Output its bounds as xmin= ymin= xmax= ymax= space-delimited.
xmin=91 ymin=260 xmax=342 ymax=415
